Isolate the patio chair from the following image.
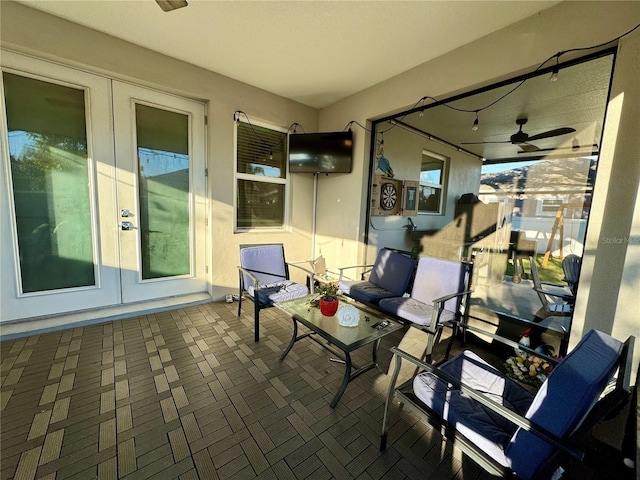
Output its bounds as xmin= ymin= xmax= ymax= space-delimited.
xmin=562 ymin=253 xmax=582 ymax=295
xmin=338 ymin=248 xmax=417 ymax=305
xmin=238 ymin=244 xmax=309 ymax=342
xmin=377 ymin=256 xmax=473 ymax=362
xmin=529 ymin=256 xmax=574 ymax=321
xmin=380 ymin=325 xmax=635 ymax=480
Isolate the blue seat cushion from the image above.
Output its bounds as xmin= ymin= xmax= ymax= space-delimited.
xmin=413 ymin=350 xmax=534 ymax=468
xmin=248 ymin=281 xmax=308 ymax=306
xmin=349 ymin=282 xmax=397 ymax=304
xmin=506 ymin=329 xmax=623 ymax=479
xmin=378 ymin=297 xmax=456 ymax=326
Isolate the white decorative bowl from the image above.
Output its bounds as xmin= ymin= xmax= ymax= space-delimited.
xmin=337 ymin=305 xmax=360 ymax=327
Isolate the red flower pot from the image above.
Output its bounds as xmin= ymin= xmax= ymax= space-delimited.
xmin=319 ymin=298 xmax=339 ymax=316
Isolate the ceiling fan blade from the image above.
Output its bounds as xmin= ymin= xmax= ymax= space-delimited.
xmin=518 ymin=143 xmax=599 ymax=154
xmin=155 ymin=0 xmax=188 ymax=12
xmin=518 ymin=143 xmax=540 ymax=153
xmin=527 ymin=127 xmax=576 ymax=142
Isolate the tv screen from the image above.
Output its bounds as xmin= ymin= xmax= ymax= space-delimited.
xmin=288 ymin=131 xmax=353 ymax=173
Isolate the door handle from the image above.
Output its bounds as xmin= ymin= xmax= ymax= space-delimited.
xmin=121 ymin=208 xmax=134 ymax=217
xmin=121 ymin=221 xmax=135 ymax=231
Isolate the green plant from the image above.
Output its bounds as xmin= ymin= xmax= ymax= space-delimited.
xmin=316 ymin=282 xmax=339 ymax=301
xmin=307 ymin=282 xmax=340 ymax=312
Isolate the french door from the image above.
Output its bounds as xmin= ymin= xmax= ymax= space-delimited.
xmin=0 ymin=52 xmax=206 ymax=322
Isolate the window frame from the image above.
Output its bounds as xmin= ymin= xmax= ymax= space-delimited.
xmin=234 ymin=117 xmax=291 ymax=232
xmin=418 ymin=150 xmax=448 ymax=215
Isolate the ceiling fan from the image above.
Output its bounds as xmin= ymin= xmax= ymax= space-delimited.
xmin=462 ymin=117 xmax=576 ymax=153
xmin=155 ymin=0 xmax=188 ymax=12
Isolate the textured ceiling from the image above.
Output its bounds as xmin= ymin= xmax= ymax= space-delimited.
xmin=395 ymin=53 xmax=614 ymax=162
xmin=17 ymin=0 xmax=560 ymax=109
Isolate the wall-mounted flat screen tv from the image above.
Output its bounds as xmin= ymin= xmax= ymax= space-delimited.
xmin=288 ymin=131 xmax=353 ymax=173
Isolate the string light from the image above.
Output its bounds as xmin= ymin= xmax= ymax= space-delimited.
xmin=471 ymin=112 xmax=479 ymax=131
xmin=550 ymin=56 xmax=560 ymax=82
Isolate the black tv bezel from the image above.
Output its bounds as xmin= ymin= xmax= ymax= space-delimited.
xmin=288 ymin=131 xmax=353 ymax=174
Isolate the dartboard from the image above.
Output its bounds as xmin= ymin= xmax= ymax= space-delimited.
xmin=380 ymin=182 xmax=397 ymax=210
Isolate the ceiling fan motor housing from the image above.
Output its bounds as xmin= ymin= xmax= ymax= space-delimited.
xmin=511 ymin=117 xmax=529 ymax=144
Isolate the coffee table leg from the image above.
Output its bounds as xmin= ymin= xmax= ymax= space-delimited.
xmin=372 ymin=338 xmax=381 ymax=365
xmin=330 ymin=352 xmax=352 ymax=408
xmin=280 ymin=318 xmax=298 ymax=361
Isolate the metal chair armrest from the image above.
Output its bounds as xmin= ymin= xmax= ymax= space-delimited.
xmin=237 ymin=265 xmax=261 ymax=290
xmin=422 ymin=290 xmax=474 ymax=335
xmin=287 ymin=260 xmax=315 ymax=277
xmin=338 ymin=264 xmax=373 ymax=281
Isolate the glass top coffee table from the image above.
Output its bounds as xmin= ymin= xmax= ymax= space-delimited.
xmin=275 ymin=295 xmax=404 ymax=408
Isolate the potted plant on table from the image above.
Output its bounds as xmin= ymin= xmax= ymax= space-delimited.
xmin=316 ymin=282 xmax=340 ymax=316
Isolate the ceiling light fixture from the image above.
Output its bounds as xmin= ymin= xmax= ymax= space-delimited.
xmin=550 ymin=56 xmax=560 ymax=82
xmin=471 ymin=112 xmax=479 ymax=131
xmin=155 ymin=0 xmax=188 ymax=12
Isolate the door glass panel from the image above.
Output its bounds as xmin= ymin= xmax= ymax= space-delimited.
xmin=135 ymin=104 xmax=190 ymax=279
xmin=4 ymin=73 xmax=95 ymax=293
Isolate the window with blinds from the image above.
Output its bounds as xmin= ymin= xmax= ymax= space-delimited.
xmin=235 ymin=120 xmax=289 ymax=230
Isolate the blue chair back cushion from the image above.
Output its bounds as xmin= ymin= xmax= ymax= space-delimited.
xmin=368 ymin=249 xmax=416 ymax=296
xmin=350 ymin=248 xmax=416 ymax=304
xmin=240 ymin=245 xmax=287 ymax=289
xmin=505 ymin=329 xmax=623 ymax=479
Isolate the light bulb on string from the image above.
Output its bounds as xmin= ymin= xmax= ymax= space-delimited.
xmin=471 ymin=112 xmax=479 ymax=131
xmin=550 ymin=55 xmax=560 ymax=82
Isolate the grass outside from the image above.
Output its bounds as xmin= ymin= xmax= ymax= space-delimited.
xmin=506 ymin=254 xmax=565 ymax=284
